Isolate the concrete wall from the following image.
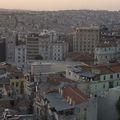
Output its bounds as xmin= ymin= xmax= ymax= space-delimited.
xmin=98 ymin=87 xmax=120 ymax=120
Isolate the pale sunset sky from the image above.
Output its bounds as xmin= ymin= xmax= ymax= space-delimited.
xmin=0 ymin=0 xmax=120 ymax=11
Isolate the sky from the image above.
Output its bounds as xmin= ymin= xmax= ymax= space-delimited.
xmin=0 ymin=0 xmax=120 ymax=11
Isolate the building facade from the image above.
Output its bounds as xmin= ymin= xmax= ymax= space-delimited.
xmin=94 ymin=41 xmax=120 ymax=64
xmin=51 ymin=42 xmax=68 ymax=61
xmin=66 ymin=64 xmax=120 ymax=96
xmin=0 ymin=37 xmax=6 ymax=62
xmin=6 ymin=31 xmax=16 ymax=63
xmin=15 ymin=45 xmax=26 ymax=66
xmin=26 ymin=33 xmax=39 ymax=61
xmin=34 ymin=86 xmax=97 ymax=120
xmin=73 ymin=26 xmax=100 ymax=53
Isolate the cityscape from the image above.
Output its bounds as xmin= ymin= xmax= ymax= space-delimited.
xmin=0 ymin=1 xmax=120 ymax=120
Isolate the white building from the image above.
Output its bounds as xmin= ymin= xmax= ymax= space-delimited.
xmin=66 ymin=63 xmax=120 ymax=96
xmin=39 ymin=30 xmax=68 ymax=61
xmin=27 ymin=30 xmax=68 ymax=61
xmin=94 ymin=41 xmax=120 ymax=64
xmin=51 ymin=42 xmax=68 ymax=61
xmin=15 ymin=45 xmax=26 ymax=66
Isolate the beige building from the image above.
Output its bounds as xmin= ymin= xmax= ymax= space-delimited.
xmin=73 ymin=26 xmax=100 ymax=53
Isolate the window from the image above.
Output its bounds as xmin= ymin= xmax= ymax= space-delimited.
xmin=109 ymin=81 xmax=113 ymax=88
xmin=117 ymin=82 xmax=119 ymax=86
xmin=110 ymin=75 xmax=113 ymax=79
xmin=117 ymin=74 xmax=119 ymax=78
xmin=37 ymin=107 xmax=39 ymax=114
xmin=103 ymin=84 xmax=105 ymax=88
xmin=21 ymin=81 xmax=24 ymax=87
xmin=12 ymin=82 xmax=14 ymax=86
xmin=76 ymin=108 xmax=80 ymax=113
xmin=103 ymin=76 xmax=106 ymax=80
xmin=16 ymin=82 xmax=19 ymax=87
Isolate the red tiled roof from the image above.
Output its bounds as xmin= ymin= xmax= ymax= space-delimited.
xmin=66 ymin=52 xmax=94 ymax=62
xmin=110 ymin=65 xmax=120 ymax=73
xmin=48 ymin=74 xmax=77 ymax=85
xmin=92 ymin=63 xmax=120 ymax=74
xmin=63 ymin=87 xmax=89 ymax=104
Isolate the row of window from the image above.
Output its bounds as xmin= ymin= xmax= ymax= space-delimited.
xmin=103 ymin=74 xmax=119 ymax=80
xmin=11 ymin=81 xmax=24 ymax=87
xmin=94 ymin=81 xmax=119 ymax=90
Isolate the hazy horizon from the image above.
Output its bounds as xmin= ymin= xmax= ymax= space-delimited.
xmin=0 ymin=0 xmax=120 ymax=11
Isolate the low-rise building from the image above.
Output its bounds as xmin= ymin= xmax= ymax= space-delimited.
xmin=34 ymin=86 xmax=97 ymax=120
xmin=66 ymin=63 xmax=120 ymax=96
xmin=10 ymin=69 xmax=25 ymax=95
xmin=94 ymin=41 xmax=120 ymax=64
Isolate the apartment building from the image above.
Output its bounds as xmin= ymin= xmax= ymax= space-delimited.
xmin=73 ymin=26 xmax=100 ymax=53
xmin=15 ymin=45 xmax=26 ymax=66
xmin=39 ymin=33 xmax=51 ymax=60
xmin=0 ymin=36 xmax=6 ymax=62
xmin=26 ymin=33 xmax=39 ymax=61
xmin=94 ymin=41 xmax=120 ymax=64
xmin=51 ymin=42 xmax=68 ymax=61
xmin=34 ymin=86 xmax=97 ymax=120
xmin=6 ymin=31 xmax=16 ymax=63
xmin=66 ymin=63 xmax=120 ymax=96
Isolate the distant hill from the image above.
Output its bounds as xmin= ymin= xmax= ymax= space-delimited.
xmin=0 ymin=9 xmax=120 ymax=32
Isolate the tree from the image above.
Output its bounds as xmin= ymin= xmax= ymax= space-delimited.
xmin=116 ymin=97 xmax=120 ymax=120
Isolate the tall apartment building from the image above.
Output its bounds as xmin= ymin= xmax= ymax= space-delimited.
xmin=73 ymin=26 xmax=100 ymax=53
xmin=15 ymin=45 xmax=26 ymax=66
xmin=39 ymin=30 xmax=68 ymax=61
xmin=26 ymin=30 xmax=68 ymax=61
xmin=0 ymin=37 xmax=6 ymax=62
xmin=39 ymin=34 xmax=51 ymax=60
xmin=26 ymin=33 xmax=39 ymax=61
xmin=6 ymin=31 xmax=16 ymax=63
